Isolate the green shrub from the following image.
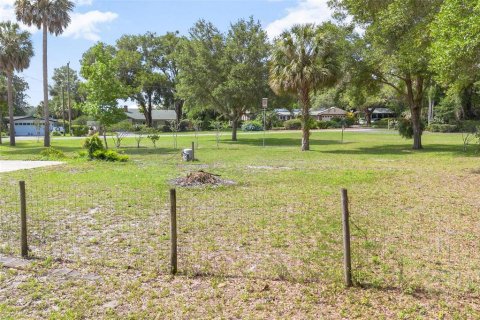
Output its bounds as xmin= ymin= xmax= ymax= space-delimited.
xmin=90 ymin=149 xmax=128 ymax=162
xmin=52 ymin=131 xmax=62 ymax=136
xmin=92 ymin=149 xmax=106 ymax=160
xmin=159 ymin=124 xmax=171 ymax=132
xmin=108 ymin=120 xmax=132 ymax=132
xmin=83 ymin=134 xmax=104 ymax=159
xmin=427 ymin=124 xmax=458 ymax=133
xmin=72 ymin=115 xmax=91 ymax=126
xmin=284 ymin=119 xmax=302 ymax=130
xmin=326 ymin=120 xmax=342 ymax=128
xmin=457 ymin=120 xmax=480 ymax=133
xmin=179 ymin=119 xmax=191 ymax=131
xmin=242 ymin=120 xmax=263 ymax=131
xmin=71 ymin=125 xmax=89 ymax=137
xmin=398 ymin=118 xmax=425 ymax=139
xmin=317 ymin=120 xmax=329 ymax=129
xmin=40 ymin=147 xmax=66 ymax=159
xmin=372 ymin=118 xmax=391 ymax=128
xmin=147 ymin=130 xmax=160 ymax=148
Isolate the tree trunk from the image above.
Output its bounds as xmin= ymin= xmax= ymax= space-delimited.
xmin=67 ymin=62 xmax=72 ymax=136
xmin=7 ymin=71 xmax=15 ymax=146
xmin=406 ymin=75 xmax=424 ymax=150
xmin=43 ymin=21 xmax=50 ymax=147
xmin=365 ymin=110 xmax=372 ymax=127
xmin=231 ymin=118 xmax=238 ymax=141
xmin=62 ymin=86 xmax=66 ymax=136
xmin=147 ymin=95 xmax=153 ymax=127
xmin=175 ymin=100 xmax=184 ymax=122
xmin=428 ymin=94 xmax=434 ymax=125
xmin=0 ymin=109 xmax=3 ymax=144
xmin=411 ymin=105 xmax=422 ymax=149
xmin=460 ymin=85 xmax=474 ymax=120
xmin=300 ymin=89 xmax=310 ymax=151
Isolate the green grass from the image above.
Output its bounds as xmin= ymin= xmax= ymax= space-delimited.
xmin=1 ymin=129 xmax=480 ymax=319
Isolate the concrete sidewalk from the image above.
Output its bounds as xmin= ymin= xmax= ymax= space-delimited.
xmin=0 ymin=161 xmax=63 ymax=173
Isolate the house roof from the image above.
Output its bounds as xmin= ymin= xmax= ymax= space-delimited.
xmin=125 ymin=109 xmax=177 ymax=121
xmin=372 ymin=108 xmax=395 ymax=114
xmin=275 ymin=107 xmax=347 ymax=116
xmin=3 ymin=116 xmax=57 ymax=122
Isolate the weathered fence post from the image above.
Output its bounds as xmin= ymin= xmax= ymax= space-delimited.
xmin=170 ymin=188 xmax=177 ymax=275
xmin=191 ymin=141 xmax=195 ymax=161
xmin=341 ymin=188 xmax=352 ymax=287
xmin=19 ymin=181 xmax=28 ymax=258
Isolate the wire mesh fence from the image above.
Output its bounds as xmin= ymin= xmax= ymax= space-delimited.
xmin=0 ymin=178 xmax=170 ymax=273
xmin=1 ymin=176 xmax=480 ymax=292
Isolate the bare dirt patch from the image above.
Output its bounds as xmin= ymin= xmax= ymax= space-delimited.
xmin=171 ymin=170 xmax=235 ymax=187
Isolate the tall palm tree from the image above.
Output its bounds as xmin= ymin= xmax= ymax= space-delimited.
xmin=0 ymin=21 xmax=34 ymax=146
xmin=269 ymin=24 xmax=340 ymax=151
xmin=15 ymin=0 xmax=74 ymax=147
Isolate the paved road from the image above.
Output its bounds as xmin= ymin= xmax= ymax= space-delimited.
xmin=0 ymin=161 xmax=63 ymax=173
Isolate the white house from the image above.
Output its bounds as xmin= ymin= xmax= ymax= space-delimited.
xmin=5 ymin=116 xmax=57 ymax=136
xmin=124 ymin=106 xmax=177 ymax=127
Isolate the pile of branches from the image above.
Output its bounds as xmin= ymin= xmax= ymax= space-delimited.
xmin=171 ymin=170 xmax=235 ymax=187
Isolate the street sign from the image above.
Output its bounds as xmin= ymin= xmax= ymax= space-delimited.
xmin=262 ymin=98 xmax=268 ymax=109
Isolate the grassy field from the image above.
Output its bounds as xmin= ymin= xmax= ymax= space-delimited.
xmin=1 ymin=129 xmax=480 ymax=319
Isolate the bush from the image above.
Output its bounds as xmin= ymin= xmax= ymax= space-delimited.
xmin=91 ymin=149 xmax=128 ymax=162
xmin=83 ymin=134 xmax=104 ymax=159
xmin=317 ymin=120 xmax=329 ymax=129
xmin=40 ymin=147 xmax=66 ymax=160
xmin=158 ymin=124 xmax=171 ymax=132
xmin=284 ymin=119 xmax=302 ymax=130
xmin=72 ymin=115 xmax=90 ymax=126
xmin=457 ymin=120 xmax=480 ymax=133
xmin=398 ymin=118 xmax=425 ymax=139
xmin=345 ymin=113 xmax=356 ymax=127
xmin=52 ymin=131 xmax=62 ymax=136
xmin=109 ymin=120 xmax=132 ymax=132
xmin=371 ymin=118 xmax=392 ymax=128
xmin=242 ymin=120 xmax=263 ymax=131
xmin=146 ymin=129 xmax=161 ymax=148
xmin=179 ymin=119 xmax=191 ymax=132
xmin=71 ymin=125 xmax=89 ymax=137
xmin=326 ymin=120 xmax=342 ymax=128
xmin=427 ymin=124 xmax=458 ymax=133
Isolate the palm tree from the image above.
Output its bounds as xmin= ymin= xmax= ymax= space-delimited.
xmin=0 ymin=21 xmax=34 ymax=146
xmin=269 ymin=24 xmax=340 ymax=151
xmin=15 ymin=0 xmax=74 ymax=147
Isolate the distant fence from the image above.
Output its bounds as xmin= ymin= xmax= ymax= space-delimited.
xmin=1 ymin=179 xmax=479 ymax=292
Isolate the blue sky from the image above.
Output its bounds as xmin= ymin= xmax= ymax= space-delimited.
xmin=0 ymin=0 xmax=333 ymax=106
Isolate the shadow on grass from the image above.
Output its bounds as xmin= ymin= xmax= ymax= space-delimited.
xmin=224 ymin=137 xmax=352 ymax=147
xmin=320 ymin=143 xmax=471 ymax=156
xmin=120 ymin=146 xmax=178 ymax=156
xmin=0 ymin=145 xmax=81 ymax=156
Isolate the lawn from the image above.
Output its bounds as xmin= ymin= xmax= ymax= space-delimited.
xmin=0 ymin=129 xmax=479 ymax=319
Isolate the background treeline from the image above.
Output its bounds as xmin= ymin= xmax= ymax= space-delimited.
xmin=3 ymin=0 xmax=480 ymax=150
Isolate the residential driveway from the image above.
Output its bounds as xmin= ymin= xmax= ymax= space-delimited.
xmin=0 ymin=161 xmax=63 ymax=173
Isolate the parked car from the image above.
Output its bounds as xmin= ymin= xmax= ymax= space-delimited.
xmin=52 ymin=126 xmax=65 ymax=135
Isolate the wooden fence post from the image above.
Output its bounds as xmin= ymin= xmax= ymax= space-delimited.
xmin=170 ymin=188 xmax=177 ymax=275
xmin=19 ymin=181 xmax=28 ymax=258
xmin=341 ymin=188 xmax=352 ymax=287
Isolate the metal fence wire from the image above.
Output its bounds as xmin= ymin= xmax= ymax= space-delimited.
xmin=1 ymin=177 xmax=479 ymax=291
